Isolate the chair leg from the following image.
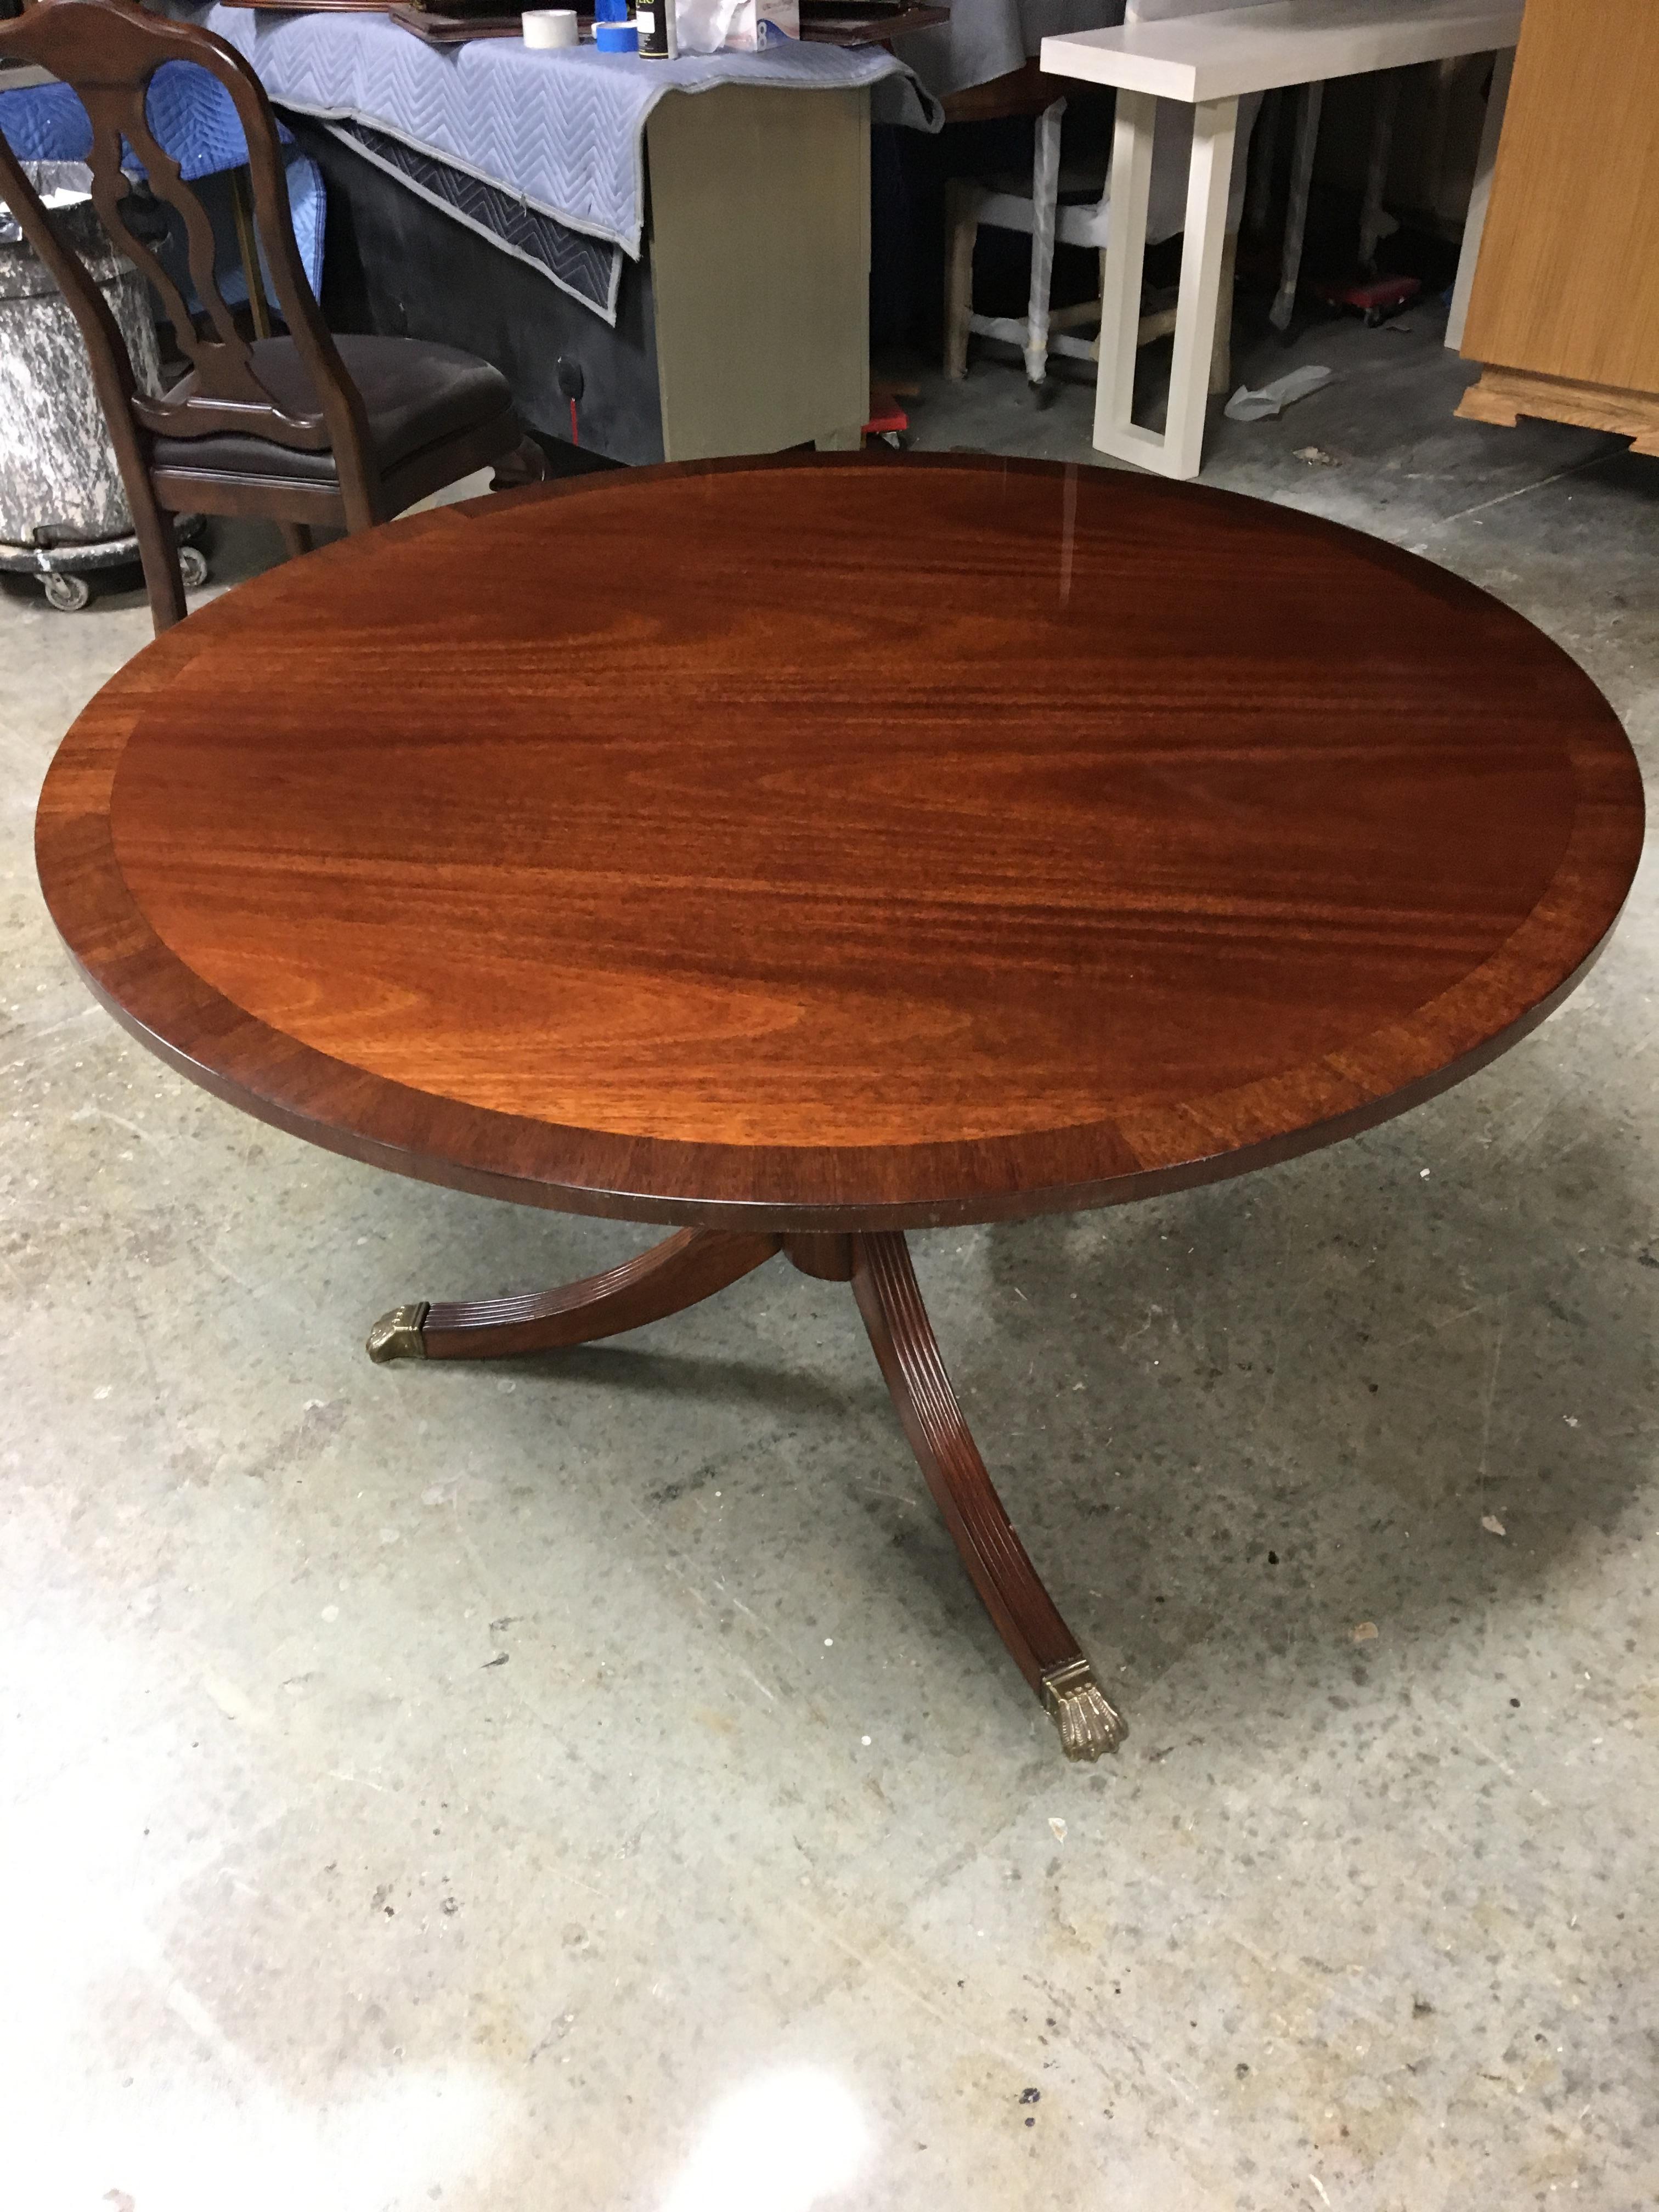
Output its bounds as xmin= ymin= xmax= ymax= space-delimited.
xmin=943 ymin=180 xmax=979 ymax=381
xmin=491 ymin=435 xmax=548 ymax=493
xmin=138 ymin=521 xmax=188 ymax=635
xmin=131 ymin=484 xmax=187 ymax=635
xmin=277 ymin=522 xmax=314 ymax=561
xmin=1209 ymin=226 xmax=1239 ymax=396
xmin=1024 ymin=98 xmax=1066 ymax=391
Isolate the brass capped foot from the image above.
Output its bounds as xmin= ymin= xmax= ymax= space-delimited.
xmin=366 ymin=1301 xmax=430 ymax=1363
xmin=1041 ymin=1657 xmax=1125 ymax=1761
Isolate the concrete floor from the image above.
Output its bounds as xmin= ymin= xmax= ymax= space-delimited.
xmin=4 ymin=315 xmax=1657 ymax=2212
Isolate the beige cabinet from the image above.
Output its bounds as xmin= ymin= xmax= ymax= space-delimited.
xmin=1458 ymin=0 xmax=1659 ymax=455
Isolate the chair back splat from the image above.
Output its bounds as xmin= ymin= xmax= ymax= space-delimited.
xmin=1 ymin=0 xmax=538 ymax=634
xmin=0 ymin=0 xmax=380 ymax=628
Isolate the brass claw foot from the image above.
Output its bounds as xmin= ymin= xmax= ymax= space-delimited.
xmin=1042 ymin=1657 xmax=1125 ymax=1762
xmin=849 ymin=1232 xmax=1126 ymax=1762
xmin=371 ymin=1230 xmax=781 ymax=1363
xmin=366 ymin=1301 xmax=429 ymax=1363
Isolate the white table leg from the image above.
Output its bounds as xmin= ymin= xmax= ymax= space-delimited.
xmin=1445 ymin=46 xmax=1513 ymax=352
xmin=1161 ymin=97 xmax=1238 ymax=478
xmin=1093 ymin=93 xmax=1237 ymax=482
xmin=1092 ymin=87 xmax=1156 ymax=456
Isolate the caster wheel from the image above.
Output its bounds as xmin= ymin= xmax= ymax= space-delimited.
xmin=178 ymin=545 xmax=210 ymax=590
xmin=1025 ymin=377 xmax=1056 ymax=412
xmin=43 ymin=572 xmax=92 ymax=613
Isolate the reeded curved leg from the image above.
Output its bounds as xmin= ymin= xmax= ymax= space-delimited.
xmin=367 ymin=1228 xmax=781 ymax=1363
xmin=850 ymin=1231 xmax=1124 ymax=1761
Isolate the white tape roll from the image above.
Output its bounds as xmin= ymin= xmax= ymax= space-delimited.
xmin=523 ymin=9 xmax=579 ymax=46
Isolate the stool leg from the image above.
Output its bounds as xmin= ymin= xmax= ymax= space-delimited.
xmin=944 ymin=179 xmax=979 ymax=380
xmin=1024 ymin=98 xmax=1066 ymax=390
xmin=1209 ymin=224 xmax=1239 ymax=396
xmin=1271 ymin=80 xmax=1323 ymax=333
xmin=1359 ymin=69 xmax=1402 ymax=271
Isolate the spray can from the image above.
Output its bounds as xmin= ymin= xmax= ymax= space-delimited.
xmin=635 ymin=0 xmax=676 ymax=57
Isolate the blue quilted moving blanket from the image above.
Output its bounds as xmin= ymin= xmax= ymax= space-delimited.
xmin=196 ymin=5 xmax=932 ymax=323
xmin=0 ymin=62 xmax=326 ymax=297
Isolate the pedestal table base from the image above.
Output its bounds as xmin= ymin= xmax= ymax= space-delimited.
xmin=368 ymin=1228 xmax=1124 ymax=1762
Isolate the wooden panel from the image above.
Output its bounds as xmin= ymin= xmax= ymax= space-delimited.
xmin=1458 ymin=364 xmax=1659 ymax=456
xmin=646 ymin=86 xmax=870 ymax=462
xmin=1461 ymin=0 xmax=1659 ymax=392
xmin=34 ymin=456 xmax=1644 ymax=1233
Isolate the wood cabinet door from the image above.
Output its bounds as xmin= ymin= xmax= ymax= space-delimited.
xmin=1462 ymin=0 xmax=1659 ymax=393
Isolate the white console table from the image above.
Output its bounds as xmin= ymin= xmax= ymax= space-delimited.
xmin=1039 ymin=0 xmax=1523 ymax=479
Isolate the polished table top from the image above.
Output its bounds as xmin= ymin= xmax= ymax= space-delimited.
xmin=38 ymin=454 xmax=1641 ymax=1231
xmin=34 ymin=454 xmax=1645 ymax=1759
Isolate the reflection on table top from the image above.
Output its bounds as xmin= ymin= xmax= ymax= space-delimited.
xmin=35 ymin=455 xmax=1643 ymax=1231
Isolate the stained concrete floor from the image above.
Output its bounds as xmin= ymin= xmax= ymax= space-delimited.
xmin=4 ymin=314 xmax=1657 ymax=2212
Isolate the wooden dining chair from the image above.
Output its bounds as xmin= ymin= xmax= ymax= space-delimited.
xmin=0 ymin=0 xmax=544 ymax=634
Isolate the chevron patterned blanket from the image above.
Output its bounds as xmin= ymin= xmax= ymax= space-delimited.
xmin=198 ymin=7 xmax=927 ymax=322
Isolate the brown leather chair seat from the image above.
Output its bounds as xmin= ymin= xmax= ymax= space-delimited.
xmin=153 ymin=333 xmax=516 ymax=483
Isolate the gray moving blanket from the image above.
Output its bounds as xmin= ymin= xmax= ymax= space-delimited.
xmin=194 ymin=6 xmax=933 ymax=324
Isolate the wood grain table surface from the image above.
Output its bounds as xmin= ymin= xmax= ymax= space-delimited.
xmin=35 ymin=454 xmax=1645 ymax=1757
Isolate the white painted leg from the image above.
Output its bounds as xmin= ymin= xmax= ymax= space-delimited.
xmin=1158 ymin=97 xmax=1238 ymax=480
xmin=1091 ymin=88 xmax=1156 ymax=459
xmin=1446 ymin=47 xmax=1513 ymax=353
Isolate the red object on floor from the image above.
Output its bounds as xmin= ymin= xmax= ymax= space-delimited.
xmin=1310 ymin=272 xmax=1421 ymax=318
xmin=863 ymin=384 xmax=911 ymax=439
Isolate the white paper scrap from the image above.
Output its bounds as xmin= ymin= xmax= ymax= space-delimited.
xmin=1224 ymin=365 xmax=1334 ymax=422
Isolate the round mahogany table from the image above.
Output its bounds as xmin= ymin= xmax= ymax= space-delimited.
xmin=36 ymin=456 xmax=1645 ymax=1760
